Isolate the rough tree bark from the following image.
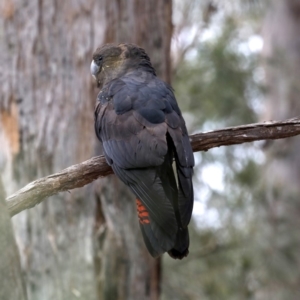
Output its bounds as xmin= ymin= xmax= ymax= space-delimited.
xmin=0 ymin=177 xmax=27 ymax=300
xmin=0 ymin=0 xmax=172 ymax=299
xmin=0 ymin=1 xmax=103 ymax=299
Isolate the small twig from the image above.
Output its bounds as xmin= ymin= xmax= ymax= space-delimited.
xmin=6 ymin=117 xmax=300 ymax=217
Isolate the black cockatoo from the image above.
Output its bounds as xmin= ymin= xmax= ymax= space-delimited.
xmin=91 ymin=43 xmax=194 ymax=259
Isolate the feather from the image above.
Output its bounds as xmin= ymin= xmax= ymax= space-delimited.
xmin=93 ymin=44 xmax=194 ymax=259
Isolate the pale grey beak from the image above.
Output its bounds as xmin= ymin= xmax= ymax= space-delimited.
xmin=90 ymin=60 xmax=100 ymax=78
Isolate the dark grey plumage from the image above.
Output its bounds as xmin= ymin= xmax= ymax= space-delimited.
xmin=91 ymin=43 xmax=194 ymax=259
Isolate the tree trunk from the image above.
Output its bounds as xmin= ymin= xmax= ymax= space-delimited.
xmin=93 ymin=1 xmax=173 ymax=299
xmin=0 ymin=0 xmax=172 ymax=299
xmin=0 ymin=1 xmax=103 ymax=299
xmin=0 ymin=177 xmax=27 ymax=300
xmin=262 ymin=1 xmax=300 ymax=298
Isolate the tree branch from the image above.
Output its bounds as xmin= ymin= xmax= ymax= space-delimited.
xmin=6 ymin=117 xmax=300 ymax=217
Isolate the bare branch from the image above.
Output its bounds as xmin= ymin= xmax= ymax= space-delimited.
xmin=6 ymin=117 xmax=300 ymax=217
xmin=190 ymin=117 xmax=300 ymax=152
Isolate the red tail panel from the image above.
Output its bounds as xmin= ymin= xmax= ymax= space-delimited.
xmin=136 ymin=199 xmax=150 ymax=224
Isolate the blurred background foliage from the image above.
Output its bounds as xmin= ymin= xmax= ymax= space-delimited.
xmin=162 ymin=1 xmax=300 ymax=299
